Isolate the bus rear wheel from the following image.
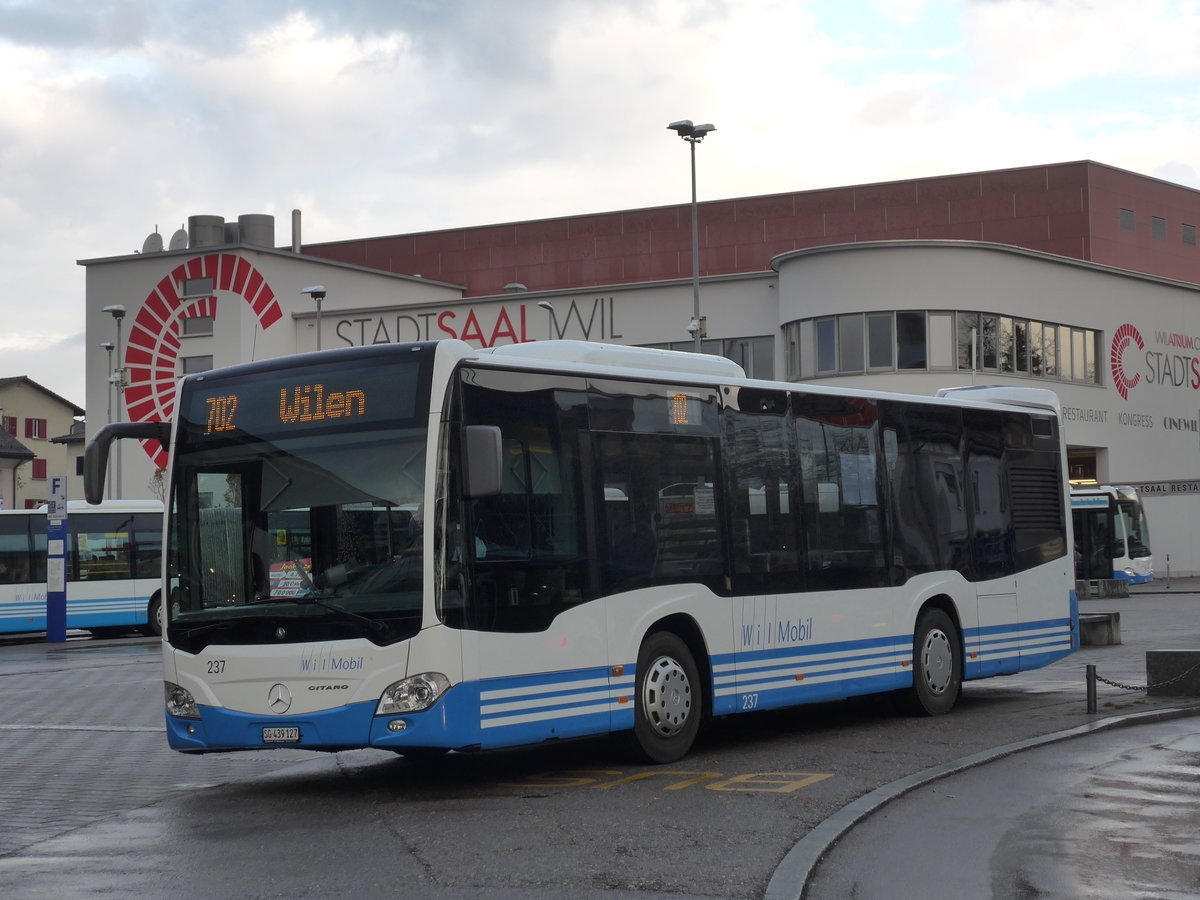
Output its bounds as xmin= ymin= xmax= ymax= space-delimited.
xmin=628 ymin=632 xmax=701 ymax=764
xmin=902 ymin=608 xmax=962 ymax=716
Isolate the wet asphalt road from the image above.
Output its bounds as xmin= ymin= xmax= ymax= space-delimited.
xmin=804 ymin=716 xmax=1200 ymax=899
xmin=1 ymin=588 xmax=1198 ymax=898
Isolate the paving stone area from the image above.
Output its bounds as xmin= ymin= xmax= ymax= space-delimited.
xmin=0 ymin=639 xmax=318 ymax=857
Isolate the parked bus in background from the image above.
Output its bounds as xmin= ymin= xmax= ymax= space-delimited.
xmin=85 ymin=340 xmax=1076 ymax=763
xmin=0 ymin=500 xmax=164 ymax=638
xmin=1070 ymin=484 xmax=1153 ymax=584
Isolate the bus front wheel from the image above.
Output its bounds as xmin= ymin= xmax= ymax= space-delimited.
xmin=628 ymin=632 xmax=701 ymax=764
xmin=903 ymin=608 xmax=962 ymax=716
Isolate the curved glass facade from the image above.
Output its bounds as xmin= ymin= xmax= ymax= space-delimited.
xmin=784 ymin=310 xmax=1101 ymax=386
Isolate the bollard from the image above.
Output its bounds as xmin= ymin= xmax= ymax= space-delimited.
xmin=1086 ymin=664 xmax=1097 ymax=713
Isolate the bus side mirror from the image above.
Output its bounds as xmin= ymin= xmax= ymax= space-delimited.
xmin=84 ymin=422 xmax=171 ymax=504
xmin=463 ymin=425 xmax=503 ymax=498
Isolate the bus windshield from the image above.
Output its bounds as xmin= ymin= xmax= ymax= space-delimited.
xmin=1116 ymin=499 xmax=1151 ymax=558
xmin=166 ymin=353 xmax=432 ymax=652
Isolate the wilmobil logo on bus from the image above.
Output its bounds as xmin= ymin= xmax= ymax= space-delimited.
xmin=299 ymin=654 xmax=365 ymax=673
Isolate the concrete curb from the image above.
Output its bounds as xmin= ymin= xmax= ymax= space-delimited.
xmin=763 ymin=703 xmax=1200 ymax=900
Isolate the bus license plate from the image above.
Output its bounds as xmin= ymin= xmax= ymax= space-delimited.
xmin=262 ymin=726 xmax=300 ymax=744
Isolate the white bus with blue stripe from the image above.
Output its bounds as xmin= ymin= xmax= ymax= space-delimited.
xmin=0 ymin=500 xmax=163 ymax=638
xmin=1070 ymin=484 xmax=1153 ymax=583
xmin=84 ymin=340 xmax=1076 ymax=763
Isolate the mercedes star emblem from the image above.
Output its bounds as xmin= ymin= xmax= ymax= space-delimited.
xmin=267 ymin=683 xmax=292 ymax=714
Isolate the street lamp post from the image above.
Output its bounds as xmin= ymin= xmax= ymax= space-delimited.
xmin=668 ymin=119 xmax=716 ymax=353
xmin=102 ymin=305 xmax=126 ymax=498
xmin=99 ymin=341 xmax=114 ymax=500
xmin=302 ymin=285 xmax=327 ymax=350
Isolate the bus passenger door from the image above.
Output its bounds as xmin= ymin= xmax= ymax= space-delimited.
xmin=455 ymin=369 xmax=608 ymax=749
xmin=968 ymin=447 xmax=1019 ymax=677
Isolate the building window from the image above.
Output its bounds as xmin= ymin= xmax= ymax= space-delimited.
xmin=181 ymin=277 xmax=215 ymax=298
xmin=896 ymin=311 xmax=926 ymax=369
xmin=24 ymin=418 xmax=47 ymax=440
xmin=928 ymin=312 xmax=955 ymax=369
xmin=1152 ymin=216 xmax=1167 ymax=240
xmin=784 ymin=310 xmax=1100 ymax=385
xmin=1184 ymin=224 xmax=1197 ymax=247
xmin=1014 ymin=319 xmax=1030 ymax=374
xmin=867 ymin=313 xmax=894 ymax=369
xmin=838 ymin=314 xmax=864 ymax=373
xmin=815 ymin=318 xmax=837 ymax=373
xmin=181 ymin=315 xmax=214 ymax=336
xmin=1119 ymin=208 xmax=1135 ymax=232
xmin=31 ymin=459 xmax=47 ymax=480
xmin=1 ymin=415 xmax=14 ymax=435
xmin=981 ymin=314 xmax=999 ymax=370
xmin=181 ymin=355 xmax=214 ymax=375
xmin=1043 ymin=324 xmax=1058 ymax=377
xmin=957 ymin=312 xmax=979 ymax=370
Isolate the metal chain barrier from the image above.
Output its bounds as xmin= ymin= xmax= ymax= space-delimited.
xmin=1094 ymin=662 xmax=1200 ymax=693
xmin=1085 ymin=661 xmax=1200 ymax=713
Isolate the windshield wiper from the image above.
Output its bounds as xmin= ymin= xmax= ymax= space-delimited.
xmin=292 ymin=594 xmax=390 ymax=638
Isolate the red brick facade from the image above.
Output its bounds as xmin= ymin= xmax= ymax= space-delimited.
xmin=301 ymin=161 xmax=1200 ymax=297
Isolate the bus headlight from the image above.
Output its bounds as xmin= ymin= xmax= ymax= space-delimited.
xmin=376 ymin=673 xmax=450 ymax=715
xmin=165 ymin=682 xmax=200 ymax=719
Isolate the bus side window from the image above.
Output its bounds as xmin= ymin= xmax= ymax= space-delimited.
xmin=596 ymin=431 xmax=724 ymax=594
xmin=457 ymin=370 xmax=590 ymax=632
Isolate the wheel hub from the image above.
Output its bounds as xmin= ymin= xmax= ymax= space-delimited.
xmin=642 ymin=655 xmax=692 ymax=737
xmin=921 ymin=628 xmax=953 ymax=695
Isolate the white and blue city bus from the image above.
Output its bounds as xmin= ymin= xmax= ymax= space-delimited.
xmin=1070 ymin=484 xmax=1153 ymax=584
xmin=0 ymin=500 xmax=164 ymax=637
xmin=85 ymin=340 xmax=1076 ymax=762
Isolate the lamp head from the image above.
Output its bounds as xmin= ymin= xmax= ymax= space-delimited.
xmin=102 ymin=304 xmax=126 ymax=320
xmin=301 ymin=285 xmax=327 ymax=301
xmin=99 ymin=341 xmax=114 ymax=351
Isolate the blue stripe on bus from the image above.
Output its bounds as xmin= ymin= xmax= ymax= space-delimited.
xmin=170 ymin=607 xmax=1078 ymax=752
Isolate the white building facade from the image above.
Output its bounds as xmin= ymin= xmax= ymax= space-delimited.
xmin=82 ymin=230 xmax=1200 ymax=573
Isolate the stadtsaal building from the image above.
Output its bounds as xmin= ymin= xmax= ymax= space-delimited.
xmin=81 ymin=160 xmax=1200 ymax=572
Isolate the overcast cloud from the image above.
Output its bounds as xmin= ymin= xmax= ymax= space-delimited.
xmin=3 ymin=0 xmax=1199 ymax=406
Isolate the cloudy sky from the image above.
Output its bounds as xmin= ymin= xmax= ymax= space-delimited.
xmin=3 ymin=0 xmax=1199 ymax=407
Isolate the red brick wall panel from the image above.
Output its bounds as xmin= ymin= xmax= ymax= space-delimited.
xmin=567 ymin=213 xmax=624 ymax=239
xmin=855 ymin=181 xmax=918 ymax=209
xmin=795 ymin=188 xmax=855 ymax=215
xmin=765 ymin=212 xmax=826 ymax=241
xmin=703 ymin=245 xmax=737 ymax=274
xmin=949 ymin=194 xmax=1016 ymax=224
xmin=917 ymin=174 xmax=981 ymax=202
xmin=825 ymin=206 xmax=887 ymax=237
xmin=595 ymin=231 xmax=653 ymax=259
xmin=465 ymin=225 xmax=517 ymax=250
xmin=735 ymin=195 xmax=795 ymax=221
xmin=981 ymin=167 xmax=1049 ymax=195
xmin=623 ymin=251 xmax=685 ymax=281
xmin=1017 ymin=188 xmax=1085 ymax=217
xmin=919 ymin=222 xmax=984 ymax=240
xmin=982 ymin=216 xmax=1050 ymax=245
xmin=622 ymin=207 xmax=682 ymax=233
xmin=706 ymin=219 xmax=767 ymax=249
xmin=413 ymin=230 xmax=465 ymax=254
xmin=515 ymin=218 xmax=571 ymax=244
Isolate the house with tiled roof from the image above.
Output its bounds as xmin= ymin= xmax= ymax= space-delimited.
xmin=0 ymin=377 xmax=85 ymax=509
